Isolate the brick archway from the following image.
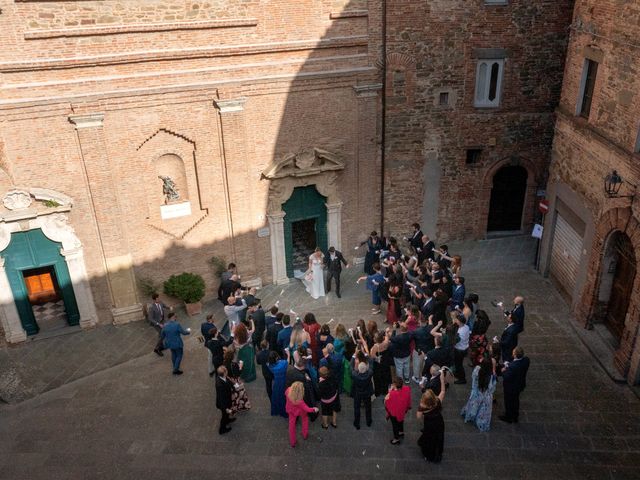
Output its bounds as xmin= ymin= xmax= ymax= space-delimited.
xmin=479 ymin=157 xmax=540 ymax=236
xmin=580 ymin=207 xmax=640 ymax=382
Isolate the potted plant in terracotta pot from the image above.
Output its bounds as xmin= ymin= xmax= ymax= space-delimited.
xmin=163 ymin=272 xmax=205 ymax=316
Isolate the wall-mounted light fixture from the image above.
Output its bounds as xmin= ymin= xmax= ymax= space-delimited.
xmin=604 ymin=170 xmax=636 ymax=199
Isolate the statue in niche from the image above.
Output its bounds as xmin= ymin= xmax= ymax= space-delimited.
xmin=159 ymin=175 xmax=180 ymax=204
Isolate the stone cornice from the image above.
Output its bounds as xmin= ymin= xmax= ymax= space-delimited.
xmin=0 ymin=36 xmax=369 ymax=73
xmin=24 ymin=18 xmax=258 ymax=40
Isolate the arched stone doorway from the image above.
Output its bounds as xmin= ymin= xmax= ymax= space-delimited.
xmin=262 ymin=148 xmax=344 ymax=284
xmin=0 ymin=189 xmax=98 ymax=342
xmin=487 ymin=165 xmax=528 ymax=232
xmin=597 ymin=231 xmax=637 ymax=343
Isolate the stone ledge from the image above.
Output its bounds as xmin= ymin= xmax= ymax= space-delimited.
xmin=0 ymin=36 xmax=369 ymax=73
xmin=330 ymin=10 xmax=368 ymax=19
xmin=24 ymin=18 xmax=258 ymax=40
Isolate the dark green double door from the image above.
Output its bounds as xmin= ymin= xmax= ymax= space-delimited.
xmin=3 ymin=229 xmax=80 ymax=335
xmin=283 ymin=186 xmax=328 ymax=278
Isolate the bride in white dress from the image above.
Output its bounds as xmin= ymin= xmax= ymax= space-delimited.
xmin=302 ymin=247 xmax=325 ymax=299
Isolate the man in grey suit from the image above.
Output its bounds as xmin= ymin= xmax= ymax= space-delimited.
xmin=149 ymin=293 xmax=171 ymax=356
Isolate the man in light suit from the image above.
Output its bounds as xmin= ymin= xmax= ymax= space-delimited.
xmin=160 ymin=312 xmax=191 ymax=375
xmin=499 ymin=346 xmax=530 ymax=423
xmin=325 ymin=246 xmax=349 ymax=298
xmin=149 ymin=293 xmax=171 ymax=356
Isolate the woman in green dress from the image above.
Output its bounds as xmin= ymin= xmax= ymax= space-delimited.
xmin=234 ymin=321 xmax=257 ymax=382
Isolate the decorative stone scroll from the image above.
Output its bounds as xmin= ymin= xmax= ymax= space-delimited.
xmin=3 ymin=189 xmax=32 ymax=210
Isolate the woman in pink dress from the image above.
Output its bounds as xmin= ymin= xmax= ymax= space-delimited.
xmin=285 ymin=381 xmax=319 ymax=447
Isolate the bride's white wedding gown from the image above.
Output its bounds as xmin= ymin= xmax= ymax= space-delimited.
xmin=302 ymin=254 xmax=325 ymax=299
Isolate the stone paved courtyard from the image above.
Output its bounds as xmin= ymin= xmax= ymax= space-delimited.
xmin=1 ymin=236 xmax=639 ymax=479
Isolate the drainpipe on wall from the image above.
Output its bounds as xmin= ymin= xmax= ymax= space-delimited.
xmin=380 ymin=0 xmax=387 ymax=236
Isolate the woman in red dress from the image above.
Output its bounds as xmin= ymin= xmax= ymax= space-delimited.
xmin=303 ymin=312 xmax=321 ymax=366
xmin=386 ymin=280 xmax=402 ymax=325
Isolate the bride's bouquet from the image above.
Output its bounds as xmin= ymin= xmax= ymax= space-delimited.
xmin=304 ymin=270 xmax=313 ymax=282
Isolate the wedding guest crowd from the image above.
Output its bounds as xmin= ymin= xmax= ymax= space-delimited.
xmin=203 ymin=222 xmax=530 ymax=463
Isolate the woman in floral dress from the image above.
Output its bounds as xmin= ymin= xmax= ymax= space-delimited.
xmin=460 ymin=358 xmax=497 ymax=432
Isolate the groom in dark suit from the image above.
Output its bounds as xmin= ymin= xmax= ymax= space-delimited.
xmin=325 ymin=246 xmax=348 ymax=298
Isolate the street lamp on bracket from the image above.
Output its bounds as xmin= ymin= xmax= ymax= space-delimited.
xmin=604 ymin=170 xmax=636 ymax=199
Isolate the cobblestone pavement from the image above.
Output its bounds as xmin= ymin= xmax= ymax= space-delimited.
xmin=1 ymin=236 xmax=639 ymax=479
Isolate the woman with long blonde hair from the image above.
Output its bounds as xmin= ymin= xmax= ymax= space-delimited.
xmin=417 ymin=370 xmax=446 ymax=462
xmin=285 ymin=381 xmax=318 ymax=447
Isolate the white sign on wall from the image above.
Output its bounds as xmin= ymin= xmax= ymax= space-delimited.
xmin=160 ymin=201 xmax=192 ymax=220
xmin=257 ymin=227 xmax=270 ymax=238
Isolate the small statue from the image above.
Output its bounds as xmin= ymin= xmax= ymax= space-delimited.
xmin=159 ymin=175 xmax=180 ymax=203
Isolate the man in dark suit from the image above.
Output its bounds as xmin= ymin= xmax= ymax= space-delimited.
xmin=420 ymin=364 xmax=444 ymax=395
xmin=325 ymin=246 xmax=349 ymax=298
xmin=248 ymin=301 xmax=266 ymax=350
xmin=511 ymin=296 xmax=525 ymax=333
xmin=206 ymin=326 xmax=233 ymax=376
xmin=266 ymin=312 xmax=284 ymax=353
xmin=218 ymin=274 xmax=241 ymax=305
xmin=424 ymin=335 xmax=452 ymax=372
xmin=405 ymin=223 xmax=423 ymax=253
xmin=500 ymin=314 xmax=519 ymax=363
xmin=148 ymin=293 xmax=171 ymax=356
xmin=215 ymin=366 xmax=236 ymax=434
xmin=451 ymin=276 xmax=466 ymax=309
xmin=419 ymin=235 xmax=436 ymax=263
xmin=499 ymin=347 xmax=530 ymax=423
xmin=160 ymin=312 xmax=191 ymax=375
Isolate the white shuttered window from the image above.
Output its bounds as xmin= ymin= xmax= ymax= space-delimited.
xmin=475 ymin=59 xmax=504 ymax=108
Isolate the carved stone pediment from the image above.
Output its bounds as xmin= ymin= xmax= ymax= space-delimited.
xmin=262 ymin=148 xmax=345 ymax=180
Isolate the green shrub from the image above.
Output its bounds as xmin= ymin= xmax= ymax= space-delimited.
xmin=163 ymin=272 xmax=205 ymax=304
xmin=137 ymin=276 xmax=160 ymax=297
xmin=208 ymin=255 xmax=227 ymax=277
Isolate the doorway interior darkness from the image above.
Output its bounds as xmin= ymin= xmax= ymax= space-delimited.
xmin=487 ymin=165 xmax=528 ymax=232
xmin=291 ymin=219 xmax=317 ymax=271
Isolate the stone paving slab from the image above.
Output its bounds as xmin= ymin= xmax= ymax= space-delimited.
xmin=1 ymin=236 xmax=639 ymax=478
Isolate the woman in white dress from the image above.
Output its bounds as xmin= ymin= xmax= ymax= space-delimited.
xmin=302 ymin=247 xmax=325 ymax=299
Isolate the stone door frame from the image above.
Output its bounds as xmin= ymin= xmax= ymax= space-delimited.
xmin=0 ymin=189 xmax=98 ymax=343
xmin=263 ymin=148 xmax=344 ymax=285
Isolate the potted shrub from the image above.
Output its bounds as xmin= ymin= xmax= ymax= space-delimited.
xmin=163 ymin=272 xmax=206 ymax=316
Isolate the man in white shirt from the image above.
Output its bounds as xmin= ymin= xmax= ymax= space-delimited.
xmin=223 ymin=295 xmax=246 ymax=336
xmin=453 ymin=312 xmax=470 ymax=385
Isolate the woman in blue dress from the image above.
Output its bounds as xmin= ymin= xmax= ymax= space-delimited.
xmin=359 ymin=231 xmax=383 ymax=275
xmin=357 ymin=262 xmax=385 ymax=315
xmin=268 ymin=351 xmax=288 ymax=418
xmin=460 ymin=358 xmax=497 ymax=432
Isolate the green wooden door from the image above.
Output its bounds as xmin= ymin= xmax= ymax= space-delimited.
xmin=283 ymin=186 xmax=327 ymax=278
xmin=2 ymin=229 xmax=80 ymax=335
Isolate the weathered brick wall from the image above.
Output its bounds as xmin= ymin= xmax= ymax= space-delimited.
xmin=547 ymin=0 xmax=640 ymax=383
xmin=383 ymin=0 xmax=574 ymax=240
xmin=0 ymin=0 xmax=382 ymax=334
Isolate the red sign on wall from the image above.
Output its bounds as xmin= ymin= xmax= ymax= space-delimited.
xmin=538 ymin=199 xmax=549 ymax=214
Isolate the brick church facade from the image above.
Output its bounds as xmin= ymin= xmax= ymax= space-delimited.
xmin=0 ymin=1 xmax=638 ymax=383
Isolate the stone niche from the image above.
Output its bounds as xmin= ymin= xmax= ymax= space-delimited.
xmin=137 ymin=129 xmax=207 ymax=239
